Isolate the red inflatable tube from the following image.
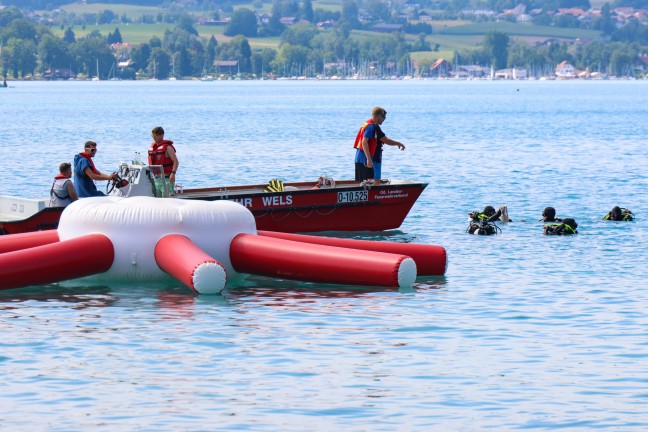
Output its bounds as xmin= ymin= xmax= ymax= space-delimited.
xmin=155 ymin=234 xmax=227 ymax=294
xmin=0 ymin=230 xmax=60 ymax=255
xmin=230 ymin=233 xmax=416 ymax=288
xmin=0 ymin=234 xmax=114 ymax=291
xmin=258 ymin=230 xmax=447 ymax=276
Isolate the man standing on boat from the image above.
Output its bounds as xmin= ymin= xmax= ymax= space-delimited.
xmin=148 ymin=126 xmax=178 ymax=187
xmin=73 ymin=141 xmax=117 ymax=198
xmin=353 ymin=106 xmax=405 ymax=182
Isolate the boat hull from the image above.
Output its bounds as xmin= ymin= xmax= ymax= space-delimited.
xmin=0 ymin=206 xmax=62 ymax=235
xmin=0 ymin=180 xmax=427 ymax=234
xmin=181 ymin=180 xmax=427 ymax=232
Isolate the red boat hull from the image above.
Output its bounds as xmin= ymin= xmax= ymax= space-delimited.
xmin=0 ymin=181 xmax=427 ymax=235
xmin=0 ymin=207 xmax=63 ymax=235
xmin=181 ymin=180 xmax=427 ymax=233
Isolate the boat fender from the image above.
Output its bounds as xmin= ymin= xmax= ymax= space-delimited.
xmin=264 ymin=179 xmax=284 ymax=193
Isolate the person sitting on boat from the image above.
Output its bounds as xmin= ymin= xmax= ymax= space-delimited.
xmin=148 ymin=126 xmax=178 ymax=186
xmin=353 ymin=106 xmax=405 ymax=182
xmin=466 ymin=205 xmax=510 ymax=235
xmin=73 ymin=141 xmax=117 ymax=198
xmin=544 ymin=218 xmax=578 ymax=235
xmin=603 ymin=206 xmax=634 ymax=221
xmin=540 ymin=206 xmax=562 ymax=223
xmin=49 ymin=162 xmax=78 ymax=207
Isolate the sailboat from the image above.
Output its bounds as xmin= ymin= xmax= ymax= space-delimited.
xmin=108 ymin=63 xmax=119 ymax=81
xmin=91 ymin=58 xmax=100 ymax=81
xmin=201 ymin=59 xmax=213 ymax=81
xmin=149 ymin=59 xmax=158 ymax=80
xmin=169 ymin=57 xmax=177 ymax=80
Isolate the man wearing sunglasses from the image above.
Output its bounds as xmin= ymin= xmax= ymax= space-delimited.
xmin=353 ymin=106 xmax=405 ymax=182
xmin=148 ymin=126 xmax=178 ymax=186
xmin=73 ymin=141 xmax=117 ymax=198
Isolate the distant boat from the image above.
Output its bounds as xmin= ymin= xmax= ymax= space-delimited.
xmin=108 ymin=63 xmax=119 ymax=81
xmin=169 ymin=58 xmax=177 ymax=80
xmin=91 ymin=58 xmax=100 ymax=81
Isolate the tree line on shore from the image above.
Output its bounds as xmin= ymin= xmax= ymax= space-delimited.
xmin=1 ymin=5 xmax=646 ymax=80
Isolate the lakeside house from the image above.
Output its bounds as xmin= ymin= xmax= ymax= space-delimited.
xmin=556 ymin=61 xmax=577 ymax=79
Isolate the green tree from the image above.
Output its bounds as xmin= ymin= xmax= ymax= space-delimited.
xmin=301 ymin=0 xmax=314 ymax=22
xmin=176 ymin=47 xmax=193 ymax=77
xmin=281 ymin=23 xmax=318 ymax=48
xmin=0 ymin=6 xmax=23 ymax=28
xmin=107 ymin=28 xmax=122 ymax=44
xmin=97 ymin=10 xmax=116 ymax=25
xmin=63 ymin=27 xmax=76 ymax=44
xmin=149 ymin=48 xmax=171 ymax=79
xmin=217 ymin=35 xmax=252 ymax=72
xmin=38 ymin=33 xmax=72 ymax=71
xmin=71 ymin=36 xmax=113 ymax=79
xmin=225 ymin=8 xmax=258 ymax=37
xmin=149 ymin=36 xmax=162 ymax=49
xmin=482 ymin=30 xmax=509 ymax=70
xmin=206 ymin=35 xmax=218 ymax=64
xmin=341 ymin=0 xmax=359 ymax=29
xmin=130 ymin=43 xmax=151 ymax=72
xmin=177 ymin=15 xmax=199 ymax=36
xmin=2 ymin=37 xmax=37 ymax=78
xmin=0 ymin=18 xmax=37 ymax=44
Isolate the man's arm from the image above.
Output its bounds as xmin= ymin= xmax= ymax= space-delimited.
xmin=67 ymin=181 xmax=78 ymax=201
xmin=381 ymin=136 xmax=405 ymax=150
xmin=361 ymin=138 xmax=373 ymax=168
xmin=166 ymin=146 xmax=179 ymax=183
xmin=84 ymin=167 xmax=115 ymax=181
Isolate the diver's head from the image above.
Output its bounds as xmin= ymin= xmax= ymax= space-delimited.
xmin=483 ymin=206 xmax=496 ymax=217
xmin=610 ymin=206 xmax=623 ymax=220
xmin=542 ymin=207 xmax=556 ymax=220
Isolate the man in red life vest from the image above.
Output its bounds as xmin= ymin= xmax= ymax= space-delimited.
xmin=353 ymin=106 xmax=405 ymax=182
xmin=50 ymin=162 xmax=78 ymax=206
xmin=148 ymin=126 xmax=179 ymax=186
xmin=73 ymin=141 xmax=117 ymax=198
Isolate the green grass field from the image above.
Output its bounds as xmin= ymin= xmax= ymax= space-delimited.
xmin=439 ymin=21 xmax=602 ymax=40
xmin=59 ymin=2 xmax=165 ymax=17
xmin=53 ymin=3 xmax=604 ymax=53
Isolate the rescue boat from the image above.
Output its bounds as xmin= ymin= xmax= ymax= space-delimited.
xmin=0 ymin=163 xmax=427 ymax=235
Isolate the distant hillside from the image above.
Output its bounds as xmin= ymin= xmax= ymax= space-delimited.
xmin=1 ymin=0 xmax=163 ymax=9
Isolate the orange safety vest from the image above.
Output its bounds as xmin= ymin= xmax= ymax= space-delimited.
xmin=148 ymin=140 xmax=176 ymax=175
xmin=353 ymin=119 xmax=378 ymax=156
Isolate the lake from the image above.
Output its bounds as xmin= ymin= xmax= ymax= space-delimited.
xmin=1 ymin=79 xmax=647 ymax=430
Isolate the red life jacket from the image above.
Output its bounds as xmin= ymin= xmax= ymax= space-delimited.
xmin=353 ymin=119 xmax=378 ymax=156
xmin=148 ymin=140 xmax=176 ymax=175
xmin=79 ymin=153 xmax=99 ymax=175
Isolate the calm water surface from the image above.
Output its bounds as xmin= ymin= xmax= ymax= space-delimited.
xmin=1 ymin=80 xmax=647 ymax=430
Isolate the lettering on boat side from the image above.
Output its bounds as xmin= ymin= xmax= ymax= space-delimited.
xmin=376 ymin=189 xmax=409 ymax=200
xmin=337 ymin=190 xmax=368 ymax=203
xmin=229 ymin=198 xmax=253 ymax=208
xmin=261 ymin=195 xmax=293 ymax=207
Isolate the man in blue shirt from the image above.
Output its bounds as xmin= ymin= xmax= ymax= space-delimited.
xmin=353 ymin=107 xmax=406 ymax=181
xmin=73 ymin=141 xmax=117 ymax=198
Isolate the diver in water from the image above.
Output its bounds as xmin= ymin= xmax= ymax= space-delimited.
xmin=466 ymin=205 xmax=510 ymax=235
xmin=603 ymin=206 xmax=634 ymax=221
xmin=540 ymin=206 xmax=562 ymax=223
xmin=544 ymin=217 xmax=578 ymax=235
